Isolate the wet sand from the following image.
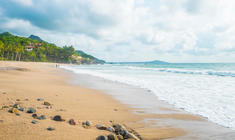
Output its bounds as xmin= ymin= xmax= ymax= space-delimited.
xmin=0 ymin=61 xmax=234 ymax=140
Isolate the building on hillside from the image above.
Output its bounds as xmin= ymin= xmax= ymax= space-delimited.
xmin=25 ymin=42 xmax=42 ymax=51
xmin=25 ymin=45 xmax=35 ymax=51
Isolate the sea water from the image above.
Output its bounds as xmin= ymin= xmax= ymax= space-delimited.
xmin=61 ymin=63 xmax=235 ymax=130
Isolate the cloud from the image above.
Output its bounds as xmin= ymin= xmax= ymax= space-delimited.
xmin=0 ymin=0 xmax=235 ymax=62
xmin=11 ymin=0 xmax=33 ymax=6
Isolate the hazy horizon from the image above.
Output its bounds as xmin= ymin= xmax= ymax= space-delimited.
xmin=0 ymin=0 xmax=235 ymax=63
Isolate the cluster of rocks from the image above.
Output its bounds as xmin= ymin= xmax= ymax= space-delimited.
xmin=2 ymin=97 xmax=142 ymax=139
xmin=95 ymin=123 xmax=142 ymax=140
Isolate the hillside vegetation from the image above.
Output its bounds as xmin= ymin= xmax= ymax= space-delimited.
xmin=0 ymin=32 xmax=105 ymax=64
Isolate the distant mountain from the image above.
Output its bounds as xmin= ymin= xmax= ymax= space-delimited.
xmin=29 ymin=35 xmax=43 ymax=42
xmin=107 ymin=60 xmax=168 ymax=64
xmin=0 ymin=32 xmax=13 ymax=36
xmin=75 ymin=50 xmax=105 ymax=64
xmin=143 ymin=60 xmax=168 ymax=64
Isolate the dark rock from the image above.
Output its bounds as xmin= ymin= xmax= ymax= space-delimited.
xmin=96 ymin=124 xmax=107 ymax=130
xmin=106 ymin=126 xmax=115 ymax=132
xmin=113 ymin=124 xmax=122 ymax=133
xmin=38 ymin=115 xmax=46 ymax=120
xmin=27 ymin=107 xmax=36 ymax=113
xmin=68 ymin=119 xmax=76 ymax=125
xmin=96 ymin=135 xmax=108 ymax=140
xmin=2 ymin=91 xmax=7 ymax=94
xmin=13 ymin=104 xmax=20 ymax=109
xmin=114 ymin=109 xmax=118 ymax=111
xmin=16 ymin=99 xmax=20 ymax=101
xmin=0 ymin=120 xmax=3 ymax=123
xmin=16 ymin=113 xmax=20 ymax=116
xmin=82 ymin=121 xmax=91 ymax=128
xmin=37 ymin=98 xmax=44 ymax=101
xmin=32 ymin=114 xmax=38 ymax=118
xmin=43 ymin=101 xmax=51 ymax=106
xmin=53 ymin=115 xmax=64 ymax=121
xmin=47 ymin=127 xmax=55 ymax=131
xmin=31 ymin=120 xmax=38 ymax=124
xmin=107 ymin=134 xmax=118 ymax=140
xmin=24 ymin=98 xmax=29 ymax=101
xmin=85 ymin=120 xmax=91 ymax=126
xmin=19 ymin=107 xmax=25 ymax=112
xmin=46 ymin=106 xmax=52 ymax=109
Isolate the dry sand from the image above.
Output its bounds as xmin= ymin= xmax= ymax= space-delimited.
xmin=0 ymin=61 xmax=203 ymax=140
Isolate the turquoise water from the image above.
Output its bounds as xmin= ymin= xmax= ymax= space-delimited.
xmin=62 ymin=63 xmax=235 ymax=129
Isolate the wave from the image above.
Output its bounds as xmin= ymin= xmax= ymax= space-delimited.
xmin=61 ymin=65 xmax=235 ymax=130
xmin=121 ymin=66 xmax=235 ymax=77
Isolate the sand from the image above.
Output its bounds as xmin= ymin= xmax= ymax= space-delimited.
xmin=0 ymin=61 xmax=204 ymax=140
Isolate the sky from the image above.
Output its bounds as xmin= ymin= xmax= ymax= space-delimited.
xmin=0 ymin=0 xmax=235 ymax=62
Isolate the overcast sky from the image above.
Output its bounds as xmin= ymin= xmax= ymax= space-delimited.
xmin=0 ymin=0 xmax=235 ymax=62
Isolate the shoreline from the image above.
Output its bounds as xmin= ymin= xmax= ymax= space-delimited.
xmin=62 ymin=64 xmax=235 ymax=139
xmin=0 ymin=61 xmax=234 ymax=140
xmin=0 ymin=61 xmax=185 ymax=140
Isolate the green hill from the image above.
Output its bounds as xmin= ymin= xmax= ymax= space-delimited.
xmin=0 ymin=32 xmax=105 ymax=64
xmin=29 ymin=35 xmax=43 ymax=42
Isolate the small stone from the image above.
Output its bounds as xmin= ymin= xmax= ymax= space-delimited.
xmin=46 ymin=106 xmax=52 ymax=109
xmin=2 ymin=91 xmax=7 ymax=94
xmin=32 ymin=114 xmax=38 ymax=119
xmin=38 ymin=115 xmax=46 ymax=120
xmin=53 ymin=115 xmax=64 ymax=121
xmin=37 ymin=98 xmax=44 ymax=101
xmin=82 ymin=120 xmax=91 ymax=128
xmin=120 ymin=130 xmax=128 ymax=138
xmin=107 ymin=134 xmax=118 ymax=140
xmin=19 ymin=107 xmax=25 ymax=112
xmin=96 ymin=135 xmax=108 ymax=140
xmin=13 ymin=104 xmax=20 ymax=109
xmin=16 ymin=113 xmax=20 ymax=116
xmin=0 ymin=120 xmax=3 ymax=123
xmin=31 ymin=120 xmax=38 ymax=124
xmin=68 ymin=119 xmax=76 ymax=125
xmin=96 ymin=124 xmax=107 ymax=130
xmin=114 ymin=109 xmax=118 ymax=111
xmin=47 ymin=127 xmax=55 ymax=131
xmin=113 ymin=124 xmax=122 ymax=132
xmin=9 ymin=108 xmax=19 ymax=114
xmin=16 ymin=99 xmax=20 ymax=101
xmin=106 ymin=126 xmax=115 ymax=132
xmin=43 ymin=101 xmax=51 ymax=106
xmin=85 ymin=120 xmax=91 ymax=126
xmin=24 ymin=99 xmax=29 ymax=101
xmin=58 ymin=109 xmax=66 ymax=111
xmin=27 ymin=107 xmax=36 ymax=113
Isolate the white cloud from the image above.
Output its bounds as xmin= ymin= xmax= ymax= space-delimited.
xmin=1 ymin=0 xmax=235 ymax=62
xmin=11 ymin=0 xmax=33 ymax=6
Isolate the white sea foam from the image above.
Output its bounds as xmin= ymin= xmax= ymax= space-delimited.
xmin=61 ymin=64 xmax=235 ymax=130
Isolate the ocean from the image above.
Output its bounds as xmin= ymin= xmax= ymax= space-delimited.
xmin=61 ymin=63 xmax=235 ymax=130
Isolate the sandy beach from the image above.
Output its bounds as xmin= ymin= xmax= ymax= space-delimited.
xmin=0 ymin=61 xmax=234 ymax=140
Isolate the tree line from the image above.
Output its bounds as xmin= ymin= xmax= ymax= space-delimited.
xmin=0 ymin=32 xmax=103 ymax=64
